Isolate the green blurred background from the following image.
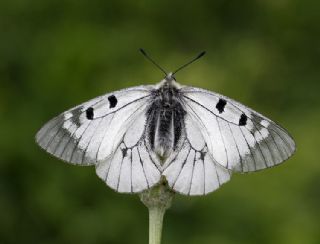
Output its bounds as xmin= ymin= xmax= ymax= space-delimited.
xmin=1 ymin=0 xmax=319 ymax=243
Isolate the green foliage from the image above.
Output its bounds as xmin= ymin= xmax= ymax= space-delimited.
xmin=1 ymin=0 xmax=319 ymax=243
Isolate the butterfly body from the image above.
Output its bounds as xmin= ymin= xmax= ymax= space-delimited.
xmin=147 ymin=73 xmax=186 ymax=160
xmin=36 ymin=73 xmax=295 ymax=195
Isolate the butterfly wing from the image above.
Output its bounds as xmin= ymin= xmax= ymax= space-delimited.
xmin=36 ymin=86 xmax=154 ymax=165
xmin=96 ymin=106 xmax=161 ymax=193
xmin=163 ymin=113 xmax=231 ymax=195
xmin=180 ymin=87 xmax=296 ymax=173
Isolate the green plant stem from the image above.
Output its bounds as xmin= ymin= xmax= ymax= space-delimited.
xmin=140 ymin=181 xmax=174 ymax=244
xmin=148 ymin=206 xmax=165 ymax=244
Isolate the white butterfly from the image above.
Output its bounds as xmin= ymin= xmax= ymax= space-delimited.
xmin=36 ymin=51 xmax=295 ymax=196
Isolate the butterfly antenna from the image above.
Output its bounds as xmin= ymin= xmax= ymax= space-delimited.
xmin=172 ymin=51 xmax=206 ymax=75
xmin=139 ymin=48 xmax=167 ymax=76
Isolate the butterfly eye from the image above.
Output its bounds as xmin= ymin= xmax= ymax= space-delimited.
xmin=239 ymin=113 xmax=248 ymax=126
xmin=108 ymin=95 xmax=118 ymax=108
xmin=86 ymin=107 xmax=94 ymax=120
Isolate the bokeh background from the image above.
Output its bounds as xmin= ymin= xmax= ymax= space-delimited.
xmin=1 ymin=0 xmax=320 ymax=243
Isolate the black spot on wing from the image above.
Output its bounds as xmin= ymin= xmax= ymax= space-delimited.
xmin=108 ymin=95 xmax=118 ymax=108
xmin=86 ymin=107 xmax=94 ymax=120
xmin=239 ymin=113 xmax=248 ymax=126
xmin=121 ymin=147 xmax=128 ymax=158
xmin=216 ymin=98 xmax=227 ymax=114
xmin=200 ymin=151 xmax=206 ymax=161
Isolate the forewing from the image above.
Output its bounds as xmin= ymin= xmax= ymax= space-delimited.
xmin=181 ymin=87 xmax=295 ymax=173
xmin=36 ymin=86 xmax=153 ymax=165
xmin=162 ymin=114 xmax=231 ymax=195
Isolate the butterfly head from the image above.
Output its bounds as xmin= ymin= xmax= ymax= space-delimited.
xmin=155 ymin=72 xmax=182 ymax=89
xmin=165 ymin=72 xmax=176 ymax=83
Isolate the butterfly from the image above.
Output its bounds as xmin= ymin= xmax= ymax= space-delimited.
xmin=35 ymin=50 xmax=295 ymax=196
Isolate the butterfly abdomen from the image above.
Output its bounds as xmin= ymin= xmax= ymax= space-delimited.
xmin=147 ymin=87 xmax=186 ymax=160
